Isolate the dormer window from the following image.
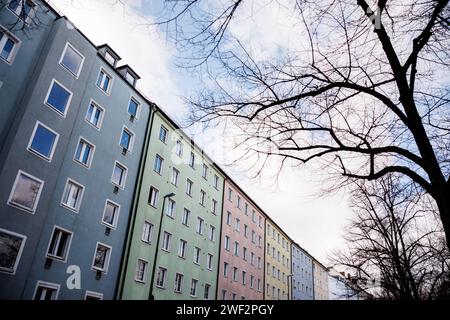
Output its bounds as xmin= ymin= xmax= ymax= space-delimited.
xmin=125 ymin=72 xmax=136 ymax=86
xmin=97 ymin=44 xmax=121 ymax=67
xmin=117 ymin=65 xmax=140 ymax=87
xmin=104 ymin=51 xmax=116 ymax=66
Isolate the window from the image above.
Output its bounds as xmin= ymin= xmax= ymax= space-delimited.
xmin=159 ymin=125 xmax=168 ymax=143
xmin=224 ymin=236 xmax=230 ymax=251
xmin=181 ymin=208 xmax=190 ymax=226
xmin=74 ymin=138 xmax=95 ymax=168
xmin=96 ymin=68 xmax=112 ymax=93
xmin=85 ymin=291 xmax=103 ymax=300
xmin=250 ymin=275 xmax=254 ymax=288
xmin=252 ymin=211 xmax=256 ymax=223
xmin=206 ymin=253 xmax=213 ymax=270
xmin=232 ymin=293 xmax=237 ymax=300
xmin=169 ymin=273 xmax=183 ymax=294
xmin=193 ymin=247 xmax=201 ymax=265
xmin=237 ymin=196 xmax=241 ymax=209
xmin=233 ymin=267 xmax=238 ymax=281
xmin=178 ymin=239 xmax=187 ymax=258
xmin=8 ymin=170 xmax=43 ymax=213
xmin=244 ymin=225 xmax=248 ymax=238
xmin=226 ymin=212 xmax=232 ymax=225
xmin=257 ymin=279 xmax=261 ymax=291
xmin=111 ymin=162 xmax=127 ymax=189
xmin=190 ymin=279 xmax=198 ymax=297
xmin=234 ymin=242 xmax=239 ymax=256
xmin=135 ymin=259 xmax=148 ymax=283
xmin=175 ymin=139 xmax=183 ymax=157
xmin=0 ymin=228 xmax=26 ymax=274
xmin=221 ymin=289 xmax=227 ymax=300
xmin=171 ymin=168 xmax=179 ymax=186
xmin=128 ymin=97 xmax=140 ymax=119
xmin=33 ymin=281 xmax=59 ymax=300
xmin=204 ymin=284 xmax=211 ymax=300
xmin=258 ymin=257 xmax=261 ymax=269
xmin=125 ymin=72 xmax=136 ymax=86
xmin=211 ymin=199 xmax=217 ymax=214
xmin=28 ymin=121 xmax=59 ymax=161
xmin=45 ymin=80 xmax=72 ymax=116
xmin=85 ymin=101 xmax=104 ymax=129
xmin=202 ymin=164 xmax=208 ymax=179
xmin=250 ymin=253 xmax=255 ymax=266
xmin=213 ymin=174 xmax=219 ymax=189
xmin=165 ymin=198 xmax=176 ymax=218
xmin=92 ymin=243 xmax=111 ymax=273
xmin=223 ymin=262 xmax=229 ymax=277
xmin=208 ymin=225 xmax=215 ymax=242
xmin=120 ymin=127 xmax=134 ymax=153
xmin=189 ymin=152 xmax=195 ymax=168
xmin=199 ymin=189 xmax=206 ymax=206
xmin=0 ymin=27 xmax=19 ymax=63
xmin=259 ymin=216 xmax=262 ymax=228
xmin=161 ymin=231 xmax=172 ymax=251
xmin=258 ymin=236 xmax=262 ymax=247
xmin=8 ymin=0 xmax=36 ymax=23
xmin=102 ymin=200 xmax=120 ymax=229
xmin=196 ymin=217 xmax=204 ymax=235
xmin=104 ymin=51 xmax=116 ymax=66
xmin=242 ymin=271 xmax=246 ymax=285
xmin=59 ymin=43 xmax=84 ymax=77
xmin=141 ymin=221 xmax=153 ymax=243
xmin=266 ymin=263 xmax=270 ymax=275
xmin=228 ymin=188 xmax=233 ymax=201
xmin=46 ymin=226 xmax=72 ymax=261
xmin=61 ymin=179 xmax=84 ymax=212
xmin=156 ymin=267 xmax=167 ymax=288
xmin=154 ymin=154 xmax=163 ymax=174
xmin=244 ymin=203 xmax=249 ymax=215
xmin=251 ymin=230 xmax=256 ymax=243
xmin=243 ymin=247 xmax=247 ymax=261
xmin=185 ymin=179 xmax=193 ymax=196
xmin=148 ymin=187 xmax=159 ymax=207
xmin=235 ymin=218 xmax=240 ymax=232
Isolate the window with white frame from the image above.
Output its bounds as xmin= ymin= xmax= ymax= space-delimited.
xmin=156 ymin=267 xmax=167 ymax=288
xmin=102 ymin=200 xmax=120 ymax=229
xmin=74 ymin=138 xmax=95 ymax=168
xmin=148 ymin=186 xmax=159 ymax=207
xmin=141 ymin=221 xmax=153 ymax=243
xmin=96 ymin=68 xmax=112 ymax=93
xmin=206 ymin=253 xmax=213 ymax=270
xmin=234 ymin=241 xmax=239 ymax=256
xmin=208 ymin=225 xmax=215 ymax=242
xmin=171 ymin=168 xmax=179 ymax=186
xmin=181 ymin=208 xmax=190 ymax=226
xmin=92 ymin=243 xmax=111 ymax=273
xmin=223 ymin=262 xmax=229 ymax=277
xmin=189 ymin=152 xmax=195 ymax=168
xmin=165 ymin=198 xmax=176 ymax=218
xmin=128 ymin=97 xmax=140 ymax=119
xmin=174 ymin=273 xmax=183 ymax=293
xmin=125 ymin=72 xmax=136 ymax=86
xmin=28 ymin=121 xmax=59 ymax=161
xmin=244 ymin=203 xmax=248 ymax=215
xmin=257 ymin=279 xmax=261 ymax=291
xmin=237 ymin=196 xmax=241 ymax=209
xmin=175 ymin=139 xmax=183 ymax=157
xmin=226 ymin=211 xmax=231 ymax=225
xmin=85 ymin=101 xmax=104 ymax=129
xmin=135 ymin=259 xmax=148 ymax=283
xmin=59 ymin=43 xmax=84 ymax=77
xmin=61 ymin=179 xmax=84 ymax=212
xmin=190 ymin=279 xmax=198 ymax=297
xmin=0 ymin=228 xmax=26 ymax=274
xmin=233 ymin=267 xmax=238 ymax=282
xmin=153 ymin=154 xmax=163 ymax=174
xmin=235 ymin=218 xmax=240 ymax=232
xmin=46 ymin=226 xmax=72 ymax=261
xmin=224 ymin=235 xmax=230 ymax=251
xmin=228 ymin=188 xmax=233 ymax=201
xmin=7 ymin=0 xmax=36 ymax=23
xmin=204 ymin=284 xmax=211 ymax=300
xmin=211 ymin=199 xmax=217 ymax=214
xmin=202 ymin=164 xmax=208 ymax=180
xmin=8 ymin=170 xmax=43 ymax=213
xmin=178 ymin=239 xmax=187 ymax=258
xmin=159 ymin=125 xmax=168 ymax=143
xmin=85 ymin=291 xmax=103 ymax=300
xmin=111 ymin=162 xmax=127 ymax=189
xmin=161 ymin=231 xmax=172 ymax=251
xmin=33 ymin=281 xmax=59 ymax=300
xmin=120 ymin=127 xmax=134 ymax=153
xmin=199 ymin=189 xmax=206 ymax=206
xmin=185 ymin=179 xmax=193 ymax=196
xmin=193 ymin=247 xmax=201 ymax=265
xmin=244 ymin=225 xmax=248 ymax=238
xmin=196 ymin=217 xmax=204 ymax=235
xmin=45 ymin=80 xmax=72 ymax=116
xmin=250 ymin=252 xmax=255 ymax=266
xmin=0 ymin=27 xmax=20 ymax=63
xmin=213 ymin=174 xmax=219 ymax=189
xmin=104 ymin=51 xmax=116 ymax=66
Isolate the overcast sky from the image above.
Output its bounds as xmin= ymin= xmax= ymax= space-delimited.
xmin=50 ymin=0 xmax=355 ymax=263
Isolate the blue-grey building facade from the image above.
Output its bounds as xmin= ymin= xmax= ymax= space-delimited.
xmin=0 ymin=0 xmax=150 ymax=299
xmin=291 ymin=242 xmax=314 ymax=300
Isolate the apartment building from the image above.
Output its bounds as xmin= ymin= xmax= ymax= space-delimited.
xmin=291 ymin=243 xmax=314 ymax=300
xmin=217 ymin=180 xmax=265 ymax=300
xmin=313 ymin=260 xmax=329 ymax=300
xmin=0 ymin=1 xmax=150 ymax=299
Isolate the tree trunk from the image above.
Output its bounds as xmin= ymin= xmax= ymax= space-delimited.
xmin=436 ymin=186 xmax=450 ymax=251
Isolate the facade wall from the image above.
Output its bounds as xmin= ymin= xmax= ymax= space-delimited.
xmin=313 ymin=261 xmax=329 ymax=300
xmin=265 ymin=220 xmax=291 ymax=300
xmin=217 ymin=180 xmax=265 ymax=300
xmin=0 ymin=7 xmax=149 ymax=299
xmin=119 ymin=111 xmax=224 ymax=300
xmin=291 ymin=243 xmax=314 ymax=300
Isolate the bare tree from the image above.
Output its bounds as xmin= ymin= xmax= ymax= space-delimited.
xmin=0 ymin=0 xmax=53 ymax=34
xmin=155 ymin=0 xmax=450 ymax=249
xmin=331 ymin=176 xmax=450 ymax=300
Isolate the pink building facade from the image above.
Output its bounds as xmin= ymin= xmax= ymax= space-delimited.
xmin=217 ymin=180 xmax=265 ymax=300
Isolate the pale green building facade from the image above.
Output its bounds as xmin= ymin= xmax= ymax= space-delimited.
xmin=118 ymin=109 xmax=224 ymax=300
